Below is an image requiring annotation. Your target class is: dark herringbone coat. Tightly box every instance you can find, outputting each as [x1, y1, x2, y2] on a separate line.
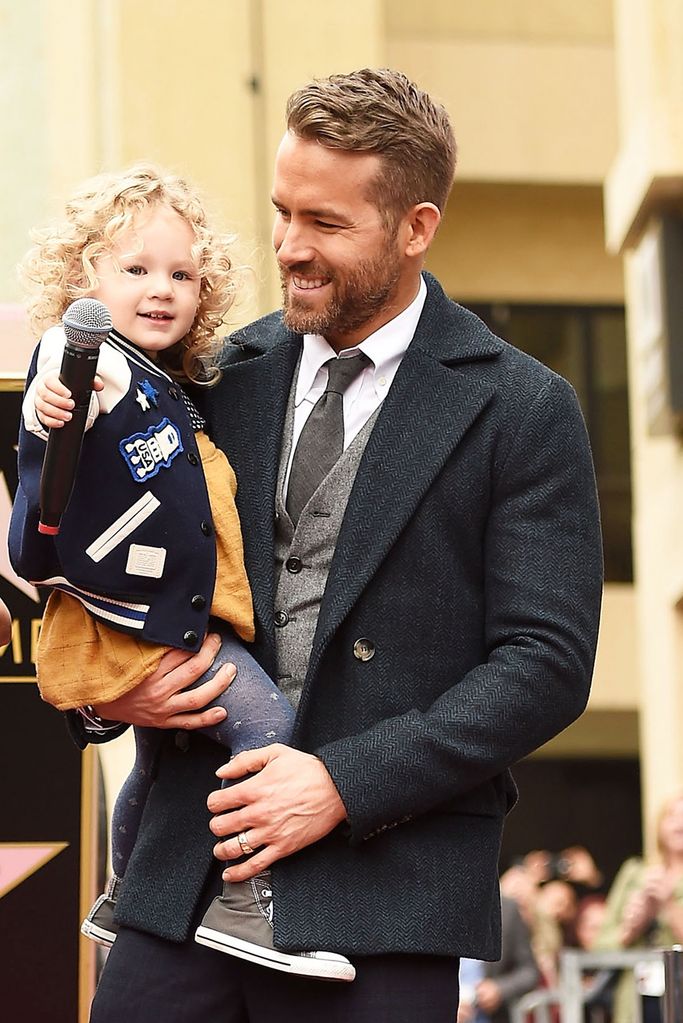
[104, 273, 602, 961]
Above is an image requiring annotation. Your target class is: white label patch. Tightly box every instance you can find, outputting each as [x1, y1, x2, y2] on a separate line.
[125, 543, 167, 579]
[86, 492, 161, 563]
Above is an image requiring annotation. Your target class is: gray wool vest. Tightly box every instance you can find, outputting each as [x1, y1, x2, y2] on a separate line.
[273, 377, 381, 709]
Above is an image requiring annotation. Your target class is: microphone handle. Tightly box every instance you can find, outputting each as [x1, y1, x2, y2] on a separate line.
[38, 345, 101, 534]
[59, 344, 101, 407]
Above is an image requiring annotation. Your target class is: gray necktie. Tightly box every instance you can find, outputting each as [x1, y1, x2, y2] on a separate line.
[286, 352, 370, 525]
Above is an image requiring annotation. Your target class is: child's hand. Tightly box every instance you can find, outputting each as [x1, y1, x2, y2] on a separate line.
[35, 373, 104, 429]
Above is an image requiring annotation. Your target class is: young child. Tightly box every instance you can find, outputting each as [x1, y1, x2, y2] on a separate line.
[9, 163, 355, 983]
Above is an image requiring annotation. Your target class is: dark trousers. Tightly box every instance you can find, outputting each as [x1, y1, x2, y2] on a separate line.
[90, 858, 459, 1023]
[91, 927, 460, 1023]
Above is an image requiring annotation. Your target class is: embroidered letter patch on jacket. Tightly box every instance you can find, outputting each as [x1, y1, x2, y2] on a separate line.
[120, 418, 184, 482]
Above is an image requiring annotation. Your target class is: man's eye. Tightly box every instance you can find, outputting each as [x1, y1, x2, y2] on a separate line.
[316, 220, 341, 230]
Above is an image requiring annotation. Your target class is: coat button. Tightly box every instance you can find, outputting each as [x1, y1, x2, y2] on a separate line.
[168, 386, 180, 400]
[200, 520, 213, 536]
[353, 638, 375, 661]
[183, 630, 199, 646]
[274, 611, 289, 627]
[191, 594, 206, 611]
[187, 451, 199, 466]
[286, 556, 302, 574]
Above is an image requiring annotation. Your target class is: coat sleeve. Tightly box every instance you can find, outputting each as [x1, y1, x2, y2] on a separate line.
[316, 374, 603, 842]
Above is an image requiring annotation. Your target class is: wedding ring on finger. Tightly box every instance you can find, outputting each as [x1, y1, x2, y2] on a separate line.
[237, 831, 255, 856]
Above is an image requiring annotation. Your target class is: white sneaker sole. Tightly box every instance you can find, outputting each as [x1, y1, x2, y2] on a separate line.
[194, 925, 355, 982]
[80, 918, 116, 947]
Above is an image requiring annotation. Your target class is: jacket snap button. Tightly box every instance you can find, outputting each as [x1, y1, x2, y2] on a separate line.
[191, 594, 206, 611]
[183, 630, 199, 646]
[274, 611, 289, 627]
[168, 386, 180, 400]
[353, 638, 375, 661]
[200, 520, 213, 536]
[286, 556, 302, 573]
[187, 451, 199, 466]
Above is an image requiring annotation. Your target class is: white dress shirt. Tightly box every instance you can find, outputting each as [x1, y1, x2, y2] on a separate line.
[284, 277, 427, 492]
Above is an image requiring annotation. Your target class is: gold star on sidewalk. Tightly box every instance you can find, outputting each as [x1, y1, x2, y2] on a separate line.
[0, 842, 68, 899]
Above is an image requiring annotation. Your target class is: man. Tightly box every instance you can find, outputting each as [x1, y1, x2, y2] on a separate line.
[83, 68, 603, 1022]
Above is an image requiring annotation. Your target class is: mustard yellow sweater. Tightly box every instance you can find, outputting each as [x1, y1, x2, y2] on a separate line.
[37, 431, 255, 709]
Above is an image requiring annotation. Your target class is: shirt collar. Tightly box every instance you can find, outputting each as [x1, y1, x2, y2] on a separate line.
[295, 276, 427, 405]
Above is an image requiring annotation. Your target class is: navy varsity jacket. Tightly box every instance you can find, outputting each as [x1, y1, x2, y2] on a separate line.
[9, 327, 216, 653]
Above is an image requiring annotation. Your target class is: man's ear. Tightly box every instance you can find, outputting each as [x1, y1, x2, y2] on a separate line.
[402, 202, 441, 258]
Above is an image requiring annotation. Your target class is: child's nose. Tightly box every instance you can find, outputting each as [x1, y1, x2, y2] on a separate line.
[147, 273, 174, 299]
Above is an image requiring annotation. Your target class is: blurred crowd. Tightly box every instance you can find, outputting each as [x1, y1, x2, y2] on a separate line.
[457, 791, 683, 1023]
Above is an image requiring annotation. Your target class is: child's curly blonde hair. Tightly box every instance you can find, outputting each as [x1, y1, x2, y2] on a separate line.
[19, 162, 238, 385]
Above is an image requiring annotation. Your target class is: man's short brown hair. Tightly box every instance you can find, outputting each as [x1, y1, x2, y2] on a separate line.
[285, 68, 457, 228]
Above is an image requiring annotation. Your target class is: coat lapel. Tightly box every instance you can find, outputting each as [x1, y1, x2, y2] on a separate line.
[209, 277, 504, 683]
[210, 326, 301, 662]
[307, 276, 503, 676]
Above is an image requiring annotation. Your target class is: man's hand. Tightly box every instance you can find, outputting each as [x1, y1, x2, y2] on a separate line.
[92, 633, 235, 729]
[207, 744, 347, 881]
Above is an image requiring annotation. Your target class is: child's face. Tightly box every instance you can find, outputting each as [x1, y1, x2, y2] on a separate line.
[90, 205, 201, 353]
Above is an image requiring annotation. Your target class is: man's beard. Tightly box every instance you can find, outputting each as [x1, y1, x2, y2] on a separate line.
[279, 249, 401, 341]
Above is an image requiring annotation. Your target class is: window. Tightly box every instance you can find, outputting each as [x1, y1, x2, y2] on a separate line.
[466, 303, 632, 583]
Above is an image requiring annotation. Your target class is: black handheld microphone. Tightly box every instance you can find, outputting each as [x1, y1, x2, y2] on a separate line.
[38, 298, 112, 535]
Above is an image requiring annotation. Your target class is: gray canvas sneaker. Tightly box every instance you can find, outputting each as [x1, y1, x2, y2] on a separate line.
[195, 873, 355, 982]
[80, 875, 121, 947]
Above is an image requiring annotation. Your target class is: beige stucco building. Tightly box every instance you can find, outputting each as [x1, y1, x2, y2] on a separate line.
[1, 0, 680, 879]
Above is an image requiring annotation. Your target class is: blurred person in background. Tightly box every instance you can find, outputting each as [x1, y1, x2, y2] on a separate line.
[523, 847, 604, 899]
[458, 895, 540, 1023]
[575, 895, 616, 1022]
[575, 895, 607, 952]
[595, 791, 683, 1023]
[501, 846, 604, 988]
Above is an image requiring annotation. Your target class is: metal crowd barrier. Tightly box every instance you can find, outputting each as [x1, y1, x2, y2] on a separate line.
[509, 945, 683, 1023]
[510, 987, 559, 1023]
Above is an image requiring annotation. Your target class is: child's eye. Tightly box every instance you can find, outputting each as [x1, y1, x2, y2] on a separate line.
[172, 270, 192, 281]
[126, 265, 145, 276]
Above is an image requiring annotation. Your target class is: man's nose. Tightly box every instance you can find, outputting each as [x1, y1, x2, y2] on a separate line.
[274, 222, 315, 267]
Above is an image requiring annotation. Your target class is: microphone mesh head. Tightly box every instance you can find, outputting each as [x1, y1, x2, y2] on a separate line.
[62, 298, 113, 349]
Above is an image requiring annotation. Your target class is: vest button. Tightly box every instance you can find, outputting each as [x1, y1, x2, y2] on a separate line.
[187, 451, 199, 466]
[353, 638, 375, 662]
[274, 611, 289, 627]
[168, 386, 180, 400]
[286, 556, 303, 574]
[183, 630, 199, 646]
[200, 520, 213, 536]
[191, 594, 206, 611]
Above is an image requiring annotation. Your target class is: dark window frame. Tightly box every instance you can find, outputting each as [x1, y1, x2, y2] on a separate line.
[465, 301, 632, 583]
